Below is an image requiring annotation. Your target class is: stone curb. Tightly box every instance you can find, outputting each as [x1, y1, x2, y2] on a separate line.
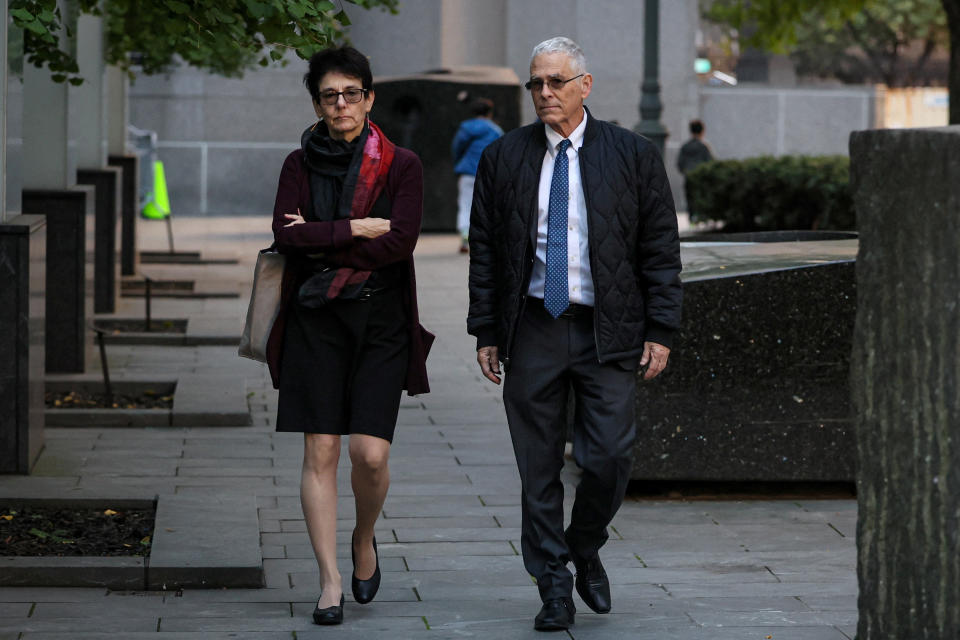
[44, 375, 251, 428]
[45, 408, 171, 427]
[102, 333, 239, 346]
[0, 556, 146, 589]
[0, 494, 263, 590]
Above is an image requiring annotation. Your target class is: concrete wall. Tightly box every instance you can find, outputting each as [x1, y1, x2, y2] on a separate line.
[699, 86, 879, 159]
[129, 63, 316, 216]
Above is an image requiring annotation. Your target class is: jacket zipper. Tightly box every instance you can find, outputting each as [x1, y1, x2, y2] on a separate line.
[578, 152, 604, 364]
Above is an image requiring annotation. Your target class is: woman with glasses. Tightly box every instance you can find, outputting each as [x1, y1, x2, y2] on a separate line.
[266, 46, 433, 626]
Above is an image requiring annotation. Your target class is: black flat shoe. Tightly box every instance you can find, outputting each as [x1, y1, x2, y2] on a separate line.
[312, 593, 344, 625]
[573, 553, 611, 614]
[534, 597, 575, 631]
[351, 532, 381, 604]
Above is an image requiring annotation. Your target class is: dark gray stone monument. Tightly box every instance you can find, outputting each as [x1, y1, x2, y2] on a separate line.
[631, 233, 858, 482]
[22, 187, 94, 373]
[372, 67, 521, 231]
[108, 154, 139, 276]
[0, 215, 46, 474]
[77, 167, 121, 314]
[850, 126, 960, 638]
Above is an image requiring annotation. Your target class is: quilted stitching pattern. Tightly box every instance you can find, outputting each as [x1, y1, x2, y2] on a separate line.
[467, 115, 682, 361]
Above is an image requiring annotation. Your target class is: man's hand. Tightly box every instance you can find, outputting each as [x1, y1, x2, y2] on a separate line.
[350, 218, 391, 239]
[640, 341, 671, 381]
[477, 346, 501, 385]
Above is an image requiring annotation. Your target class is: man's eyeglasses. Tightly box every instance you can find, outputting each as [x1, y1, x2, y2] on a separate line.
[318, 88, 369, 105]
[524, 74, 584, 93]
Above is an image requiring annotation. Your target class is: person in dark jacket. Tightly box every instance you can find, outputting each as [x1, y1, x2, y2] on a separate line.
[269, 46, 433, 627]
[467, 36, 682, 632]
[676, 119, 714, 219]
[451, 97, 503, 253]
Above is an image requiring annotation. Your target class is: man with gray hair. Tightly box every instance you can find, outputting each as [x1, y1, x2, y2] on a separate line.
[467, 37, 682, 631]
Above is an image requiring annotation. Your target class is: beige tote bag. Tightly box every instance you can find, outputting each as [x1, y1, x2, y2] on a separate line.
[238, 249, 285, 362]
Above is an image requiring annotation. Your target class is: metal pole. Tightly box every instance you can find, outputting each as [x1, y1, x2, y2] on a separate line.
[164, 214, 175, 253]
[634, 0, 668, 156]
[144, 276, 152, 331]
[94, 328, 113, 405]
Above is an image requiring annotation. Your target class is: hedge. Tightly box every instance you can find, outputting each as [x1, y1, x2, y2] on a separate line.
[685, 155, 854, 231]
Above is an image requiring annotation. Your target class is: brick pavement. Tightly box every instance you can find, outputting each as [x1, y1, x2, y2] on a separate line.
[0, 217, 858, 639]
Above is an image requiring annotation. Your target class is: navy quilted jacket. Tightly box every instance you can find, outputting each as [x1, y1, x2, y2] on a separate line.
[467, 109, 682, 366]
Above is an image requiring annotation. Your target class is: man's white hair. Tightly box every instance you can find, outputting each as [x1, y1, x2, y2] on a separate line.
[530, 37, 587, 75]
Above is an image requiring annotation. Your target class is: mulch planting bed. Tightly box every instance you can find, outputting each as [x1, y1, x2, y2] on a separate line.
[45, 389, 174, 410]
[0, 506, 155, 556]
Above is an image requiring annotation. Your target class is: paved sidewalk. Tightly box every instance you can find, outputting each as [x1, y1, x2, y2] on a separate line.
[0, 217, 858, 639]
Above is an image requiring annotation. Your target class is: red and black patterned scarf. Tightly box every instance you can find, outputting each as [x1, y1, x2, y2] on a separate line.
[300, 120, 395, 302]
[327, 120, 394, 298]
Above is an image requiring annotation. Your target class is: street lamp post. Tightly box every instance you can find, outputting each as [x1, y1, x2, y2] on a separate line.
[634, 0, 668, 156]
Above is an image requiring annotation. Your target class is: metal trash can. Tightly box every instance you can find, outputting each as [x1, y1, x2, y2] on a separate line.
[372, 66, 522, 231]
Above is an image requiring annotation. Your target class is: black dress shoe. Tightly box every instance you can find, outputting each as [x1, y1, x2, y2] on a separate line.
[351, 532, 381, 604]
[573, 554, 611, 614]
[534, 597, 575, 631]
[312, 593, 344, 625]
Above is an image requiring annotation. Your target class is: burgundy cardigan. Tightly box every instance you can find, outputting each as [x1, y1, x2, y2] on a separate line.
[266, 146, 434, 395]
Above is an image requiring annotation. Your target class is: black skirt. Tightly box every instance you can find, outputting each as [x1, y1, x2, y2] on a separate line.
[275, 284, 408, 442]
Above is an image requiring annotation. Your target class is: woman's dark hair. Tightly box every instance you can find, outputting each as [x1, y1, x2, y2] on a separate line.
[689, 119, 705, 135]
[470, 97, 494, 117]
[303, 46, 373, 103]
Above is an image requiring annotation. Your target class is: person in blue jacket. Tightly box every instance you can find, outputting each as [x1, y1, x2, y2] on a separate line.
[452, 98, 503, 253]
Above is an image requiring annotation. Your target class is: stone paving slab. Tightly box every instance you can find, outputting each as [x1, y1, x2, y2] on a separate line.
[149, 493, 263, 589]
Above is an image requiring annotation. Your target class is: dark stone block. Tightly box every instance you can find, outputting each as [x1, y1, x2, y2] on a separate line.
[108, 154, 140, 276]
[77, 167, 122, 314]
[372, 68, 522, 231]
[0, 557, 145, 589]
[850, 126, 960, 637]
[0, 215, 46, 474]
[632, 260, 856, 482]
[22, 187, 94, 373]
[149, 493, 263, 589]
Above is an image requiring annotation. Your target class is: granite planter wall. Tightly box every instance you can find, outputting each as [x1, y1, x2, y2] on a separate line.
[107, 155, 139, 276]
[22, 187, 94, 374]
[77, 167, 121, 314]
[850, 126, 960, 638]
[0, 215, 46, 474]
[631, 238, 857, 482]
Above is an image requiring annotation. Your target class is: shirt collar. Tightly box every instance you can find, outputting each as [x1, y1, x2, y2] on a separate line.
[544, 108, 588, 156]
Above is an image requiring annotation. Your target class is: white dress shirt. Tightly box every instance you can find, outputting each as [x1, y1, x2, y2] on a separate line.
[527, 109, 594, 306]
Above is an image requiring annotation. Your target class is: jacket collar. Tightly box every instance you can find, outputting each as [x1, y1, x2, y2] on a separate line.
[532, 105, 599, 148]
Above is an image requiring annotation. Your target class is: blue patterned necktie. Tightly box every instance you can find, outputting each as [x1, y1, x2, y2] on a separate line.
[544, 138, 572, 319]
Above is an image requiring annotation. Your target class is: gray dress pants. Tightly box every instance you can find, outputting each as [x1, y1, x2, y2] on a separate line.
[503, 297, 638, 602]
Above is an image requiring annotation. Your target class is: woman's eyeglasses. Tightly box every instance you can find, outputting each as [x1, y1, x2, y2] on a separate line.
[318, 88, 369, 105]
[524, 74, 584, 93]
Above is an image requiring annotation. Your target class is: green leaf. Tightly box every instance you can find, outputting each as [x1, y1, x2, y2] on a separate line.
[289, 2, 307, 19]
[166, 1, 190, 14]
[334, 9, 351, 25]
[68, 77, 84, 86]
[24, 20, 50, 36]
[10, 8, 34, 22]
[29, 528, 49, 539]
